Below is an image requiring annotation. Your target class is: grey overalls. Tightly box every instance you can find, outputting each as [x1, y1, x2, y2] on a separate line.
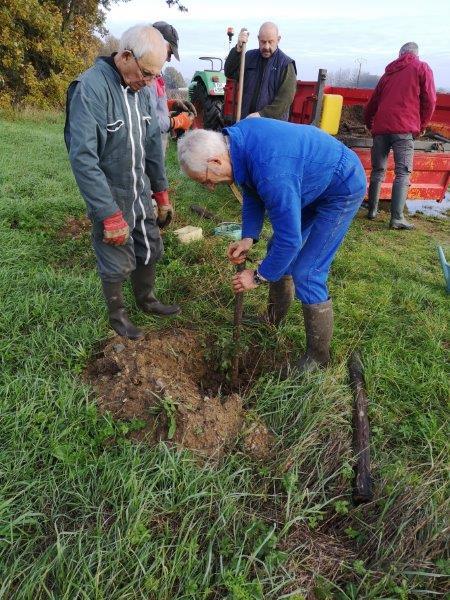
[65, 59, 167, 282]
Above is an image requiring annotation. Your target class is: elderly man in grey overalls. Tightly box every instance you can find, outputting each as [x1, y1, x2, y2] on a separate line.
[65, 24, 180, 340]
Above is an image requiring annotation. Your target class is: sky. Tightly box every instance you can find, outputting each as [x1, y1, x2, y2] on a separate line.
[105, 0, 450, 89]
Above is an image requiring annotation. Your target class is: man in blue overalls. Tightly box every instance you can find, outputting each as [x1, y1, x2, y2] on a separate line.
[177, 119, 366, 372]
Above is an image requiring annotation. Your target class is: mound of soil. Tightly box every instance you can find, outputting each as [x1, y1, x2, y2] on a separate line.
[338, 105, 367, 137]
[337, 105, 442, 142]
[58, 215, 91, 239]
[86, 329, 274, 459]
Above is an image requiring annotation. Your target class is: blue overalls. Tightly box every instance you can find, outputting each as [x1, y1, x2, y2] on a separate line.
[224, 119, 367, 304]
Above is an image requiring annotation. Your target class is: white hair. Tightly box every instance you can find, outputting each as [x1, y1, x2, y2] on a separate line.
[118, 24, 164, 59]
[177, 129, 228, 174]
[399, 42, 418, 57]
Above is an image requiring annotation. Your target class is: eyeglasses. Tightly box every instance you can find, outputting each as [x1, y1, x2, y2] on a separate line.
[201, 163, 215, 190]
[129, 50, 160, 81]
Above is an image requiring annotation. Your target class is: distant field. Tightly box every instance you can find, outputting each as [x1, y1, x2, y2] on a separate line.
[0, 111, 448, 599]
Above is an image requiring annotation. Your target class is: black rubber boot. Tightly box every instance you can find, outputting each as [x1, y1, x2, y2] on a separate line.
[267, 275, 295, 326]
[367, 181, 382, 220]
[101, 281, 144, 340]
[131, 263, 181, 316]
[295, 299, 333, 374]
[389, 182, 414, 229]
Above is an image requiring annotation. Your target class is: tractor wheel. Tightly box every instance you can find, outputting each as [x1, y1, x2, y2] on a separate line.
[191, 83, 224, 131]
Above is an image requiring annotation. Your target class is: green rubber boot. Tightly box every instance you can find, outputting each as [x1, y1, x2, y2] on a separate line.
[389, 182, 414, 229]
[131, 263, 181, 316]
[267, 275, 295, 326]
[367, 181, 382, 220]
[295, 299, 333, 374]
[102, 281, 144, 340]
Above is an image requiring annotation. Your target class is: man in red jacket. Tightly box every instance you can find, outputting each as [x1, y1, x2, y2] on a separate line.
[364, 42, 436, 229]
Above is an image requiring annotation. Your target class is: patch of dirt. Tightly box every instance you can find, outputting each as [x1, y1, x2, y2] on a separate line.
[58, 215, 91, 239]
[241, 421, 275, 461]
[86, 329, 274, 459]
[280, 523, 356, 598]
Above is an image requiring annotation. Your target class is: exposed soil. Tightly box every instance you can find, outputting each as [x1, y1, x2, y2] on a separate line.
[58, 215, 91, 239]
[337, 105, 442, 142]
[337, 105, 367, 137]
[280, 523, 356, 598]
[86, 329, 274, 459]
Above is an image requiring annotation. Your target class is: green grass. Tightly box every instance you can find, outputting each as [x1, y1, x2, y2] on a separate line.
[0, 111, 449, 599]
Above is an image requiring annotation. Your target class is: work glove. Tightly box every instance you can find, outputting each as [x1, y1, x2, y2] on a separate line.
[152, 190, 173, 228]
[103, 210, 129, 246]
[236, 28, 249, 52]
[167, 98, 197, 117]
[170, 111, 194, 132]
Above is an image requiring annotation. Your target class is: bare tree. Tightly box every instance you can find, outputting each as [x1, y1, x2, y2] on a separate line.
[164, 66, 185, 89]
[166, 0, 188, 11]
[328, 67, 379, 89]
[98, 33, 119, 56]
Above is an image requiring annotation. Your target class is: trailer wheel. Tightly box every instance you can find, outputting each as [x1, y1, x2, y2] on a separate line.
[191, 83, 224, 131]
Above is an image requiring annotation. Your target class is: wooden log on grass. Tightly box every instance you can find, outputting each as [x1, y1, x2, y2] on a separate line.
[348, 351, 374, 504]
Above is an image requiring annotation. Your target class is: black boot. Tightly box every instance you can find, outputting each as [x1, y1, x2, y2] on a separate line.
[101, 281, 144, 340]
[131, 263, 181, 316]
[267, 276, 295, 326]
[295, 299, 333, 374]
[367, 180, 382, 220]
[390, 182, 414, 229]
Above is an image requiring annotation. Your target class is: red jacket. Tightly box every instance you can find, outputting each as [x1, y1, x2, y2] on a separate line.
[364, 53, 436, 136]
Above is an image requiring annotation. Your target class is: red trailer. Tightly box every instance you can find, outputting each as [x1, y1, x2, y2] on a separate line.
[222, 73, 450, 202]
[289, 79, 450, 202]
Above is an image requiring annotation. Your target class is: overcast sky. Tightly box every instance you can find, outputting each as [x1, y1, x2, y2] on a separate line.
[105, 0, 450, 89]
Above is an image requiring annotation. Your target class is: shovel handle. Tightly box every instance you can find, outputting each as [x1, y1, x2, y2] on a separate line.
[230, 32, 247, 388]
[236, 39, 247, 122]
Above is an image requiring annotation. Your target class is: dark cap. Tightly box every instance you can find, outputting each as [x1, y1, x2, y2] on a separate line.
[153, 21, 180, 61]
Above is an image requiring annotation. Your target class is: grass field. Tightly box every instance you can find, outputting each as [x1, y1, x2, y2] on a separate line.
[0, 111, 449, 599]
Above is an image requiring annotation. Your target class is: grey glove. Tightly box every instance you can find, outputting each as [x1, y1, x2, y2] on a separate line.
[170, 99, 197, 117]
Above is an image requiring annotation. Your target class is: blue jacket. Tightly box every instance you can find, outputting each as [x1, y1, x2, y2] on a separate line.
[224, 118, 365, 281]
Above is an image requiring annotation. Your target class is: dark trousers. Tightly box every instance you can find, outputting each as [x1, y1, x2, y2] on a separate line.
[370, 133, 414, 188]
[91, 194, 163, 283]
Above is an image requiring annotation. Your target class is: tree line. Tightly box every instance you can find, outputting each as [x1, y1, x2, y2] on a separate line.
[0, 0, 390, 111]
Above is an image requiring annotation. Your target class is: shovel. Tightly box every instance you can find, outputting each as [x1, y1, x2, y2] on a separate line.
[230, 32, 247, 388]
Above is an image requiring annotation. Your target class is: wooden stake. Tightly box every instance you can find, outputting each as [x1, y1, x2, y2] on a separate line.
[348, 351, 374, 504]
[231, 262, 245, 388]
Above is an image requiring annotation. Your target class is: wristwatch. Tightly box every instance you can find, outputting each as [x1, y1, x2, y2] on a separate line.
[253, 269, 267, 286]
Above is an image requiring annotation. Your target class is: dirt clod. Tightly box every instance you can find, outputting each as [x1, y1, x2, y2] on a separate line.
[242, 421, 275, 461]
[86, 329, 272, 458]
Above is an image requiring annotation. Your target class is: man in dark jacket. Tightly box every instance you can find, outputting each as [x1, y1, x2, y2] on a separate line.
[364, 42, 436, 229]
[177, 120, 366, 373]
[225, 22, 298, 325]
[65, 24, 180, 340]
[224, 22, 297, 121]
